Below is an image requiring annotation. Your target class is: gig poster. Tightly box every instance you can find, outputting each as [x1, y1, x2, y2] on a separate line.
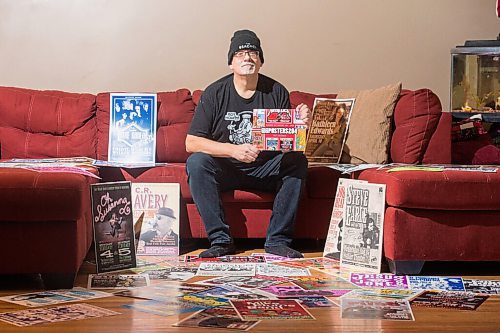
[108, 93, 157, 165]
[91, 181, 136, 273]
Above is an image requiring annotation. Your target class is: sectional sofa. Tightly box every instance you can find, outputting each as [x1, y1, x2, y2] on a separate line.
[2, 84, 498, 288]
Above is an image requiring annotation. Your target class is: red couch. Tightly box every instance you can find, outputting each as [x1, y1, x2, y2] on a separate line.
[0, 87, 98, 288]
[3, 84, 486, 287]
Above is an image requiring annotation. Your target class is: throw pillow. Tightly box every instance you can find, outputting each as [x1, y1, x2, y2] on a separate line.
[337, 82, 402, 164]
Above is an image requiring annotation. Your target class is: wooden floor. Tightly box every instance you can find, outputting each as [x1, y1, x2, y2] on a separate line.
[1, 241, 500, 333]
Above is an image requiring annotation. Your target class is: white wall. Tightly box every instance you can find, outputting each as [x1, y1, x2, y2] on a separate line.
[0, 0, 498, 108]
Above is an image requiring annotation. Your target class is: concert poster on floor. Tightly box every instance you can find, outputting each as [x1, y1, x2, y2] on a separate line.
[230, 299, 315, 320]
[91, 181, 136, 273]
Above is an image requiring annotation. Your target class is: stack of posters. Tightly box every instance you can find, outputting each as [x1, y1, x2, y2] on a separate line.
[323, 179, 366, 260]
[304, 98, 355, 164]
[0, 157, 99, 178]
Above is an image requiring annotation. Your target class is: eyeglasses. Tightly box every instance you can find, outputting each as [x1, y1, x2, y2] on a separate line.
[234, 50, 260, 59]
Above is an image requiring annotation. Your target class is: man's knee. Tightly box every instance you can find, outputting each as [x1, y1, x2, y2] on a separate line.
[283, 152, 308, 178]
[186, 152, 216, 176]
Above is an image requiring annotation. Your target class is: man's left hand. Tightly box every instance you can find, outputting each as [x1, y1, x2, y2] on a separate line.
[296, 103, 312, 128]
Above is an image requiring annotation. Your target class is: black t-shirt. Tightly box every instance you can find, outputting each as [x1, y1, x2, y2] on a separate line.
[189, 73, 291, 145]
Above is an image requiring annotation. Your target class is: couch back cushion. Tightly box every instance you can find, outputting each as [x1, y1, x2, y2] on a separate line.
[390, 89, 443, 164]
[0, 86, 97, 159]
[289, 91, 337, 110]
[96, 89, 195, 163]
[290, 87, 449, 165]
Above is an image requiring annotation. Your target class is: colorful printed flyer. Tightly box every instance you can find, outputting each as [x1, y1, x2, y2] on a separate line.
[252, 109, 307, 151]
[407, 276, 465, 291]
[87, 274, 150, 289]
[341, 298, 414, 321]
[174, 306, 260, 331]
[410, 291, 489, 310]
[349, 273, 409, 289]
[463, 279, 500, 295]
[230, 299, 315, 320]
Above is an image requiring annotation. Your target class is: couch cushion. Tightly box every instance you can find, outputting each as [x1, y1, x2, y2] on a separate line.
[192, 89, 203, 106]
[384, 207, 500, 261]
[305, 166, 344, 199]
[97, 163, 276, 204]
[357, 168, 500, 210]
[156, 90, 195, 163]
[0, 122, 96, 159]
[0, 168, 97, 220]
[336, 82, 402, 164]
[0, 86, 97, 159]
[289, 91, 337, 110]
[390, 89, 443, 164]
[96, 89, 195, 163]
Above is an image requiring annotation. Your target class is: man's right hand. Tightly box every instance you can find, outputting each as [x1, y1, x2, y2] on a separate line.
[231, 143, 260, 163]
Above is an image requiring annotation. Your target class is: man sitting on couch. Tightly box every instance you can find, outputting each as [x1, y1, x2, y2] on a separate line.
[186, 29, 311, 258]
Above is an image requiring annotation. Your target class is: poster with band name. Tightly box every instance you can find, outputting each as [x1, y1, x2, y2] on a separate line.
[108, 93, 157, 165]
[91, 181, 136, 273]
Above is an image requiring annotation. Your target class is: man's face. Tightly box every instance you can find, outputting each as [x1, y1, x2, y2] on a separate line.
[229, 49, 262, 76]
[155, 214, 174, 234]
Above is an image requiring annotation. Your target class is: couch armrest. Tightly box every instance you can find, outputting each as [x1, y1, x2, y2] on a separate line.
[390, 89, 451, 164]
[422, 111, 451, 164]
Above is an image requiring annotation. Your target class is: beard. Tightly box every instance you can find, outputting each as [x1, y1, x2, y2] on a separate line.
[238, 62, 256, 75]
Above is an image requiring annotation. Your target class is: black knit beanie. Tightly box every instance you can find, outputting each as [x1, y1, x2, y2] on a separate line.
[227, 29, 264, 65]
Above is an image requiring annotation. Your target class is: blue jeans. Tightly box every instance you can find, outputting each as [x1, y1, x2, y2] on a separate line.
[186, 151, 308, 248]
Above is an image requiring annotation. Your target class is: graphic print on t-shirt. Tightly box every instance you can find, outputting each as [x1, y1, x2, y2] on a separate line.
[225, 110, 253, 145]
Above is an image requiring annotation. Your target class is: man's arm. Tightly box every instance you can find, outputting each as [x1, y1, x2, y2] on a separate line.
[185, 134, 259, 163]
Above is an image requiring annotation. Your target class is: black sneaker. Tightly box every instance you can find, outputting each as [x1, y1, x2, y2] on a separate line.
[264, 245, 303, 258]
[199, 243, 236, 258]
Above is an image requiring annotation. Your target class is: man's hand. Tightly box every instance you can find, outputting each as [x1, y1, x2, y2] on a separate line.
[296, 103, 312, 128]
[232, 143, 260, 163]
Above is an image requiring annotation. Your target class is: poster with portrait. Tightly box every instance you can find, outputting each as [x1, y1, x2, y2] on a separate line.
[340, 180, 386, 273]
[91, 181, 136, 273]
[132, 183, 180, 257]
[108, 93, 157, 165]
